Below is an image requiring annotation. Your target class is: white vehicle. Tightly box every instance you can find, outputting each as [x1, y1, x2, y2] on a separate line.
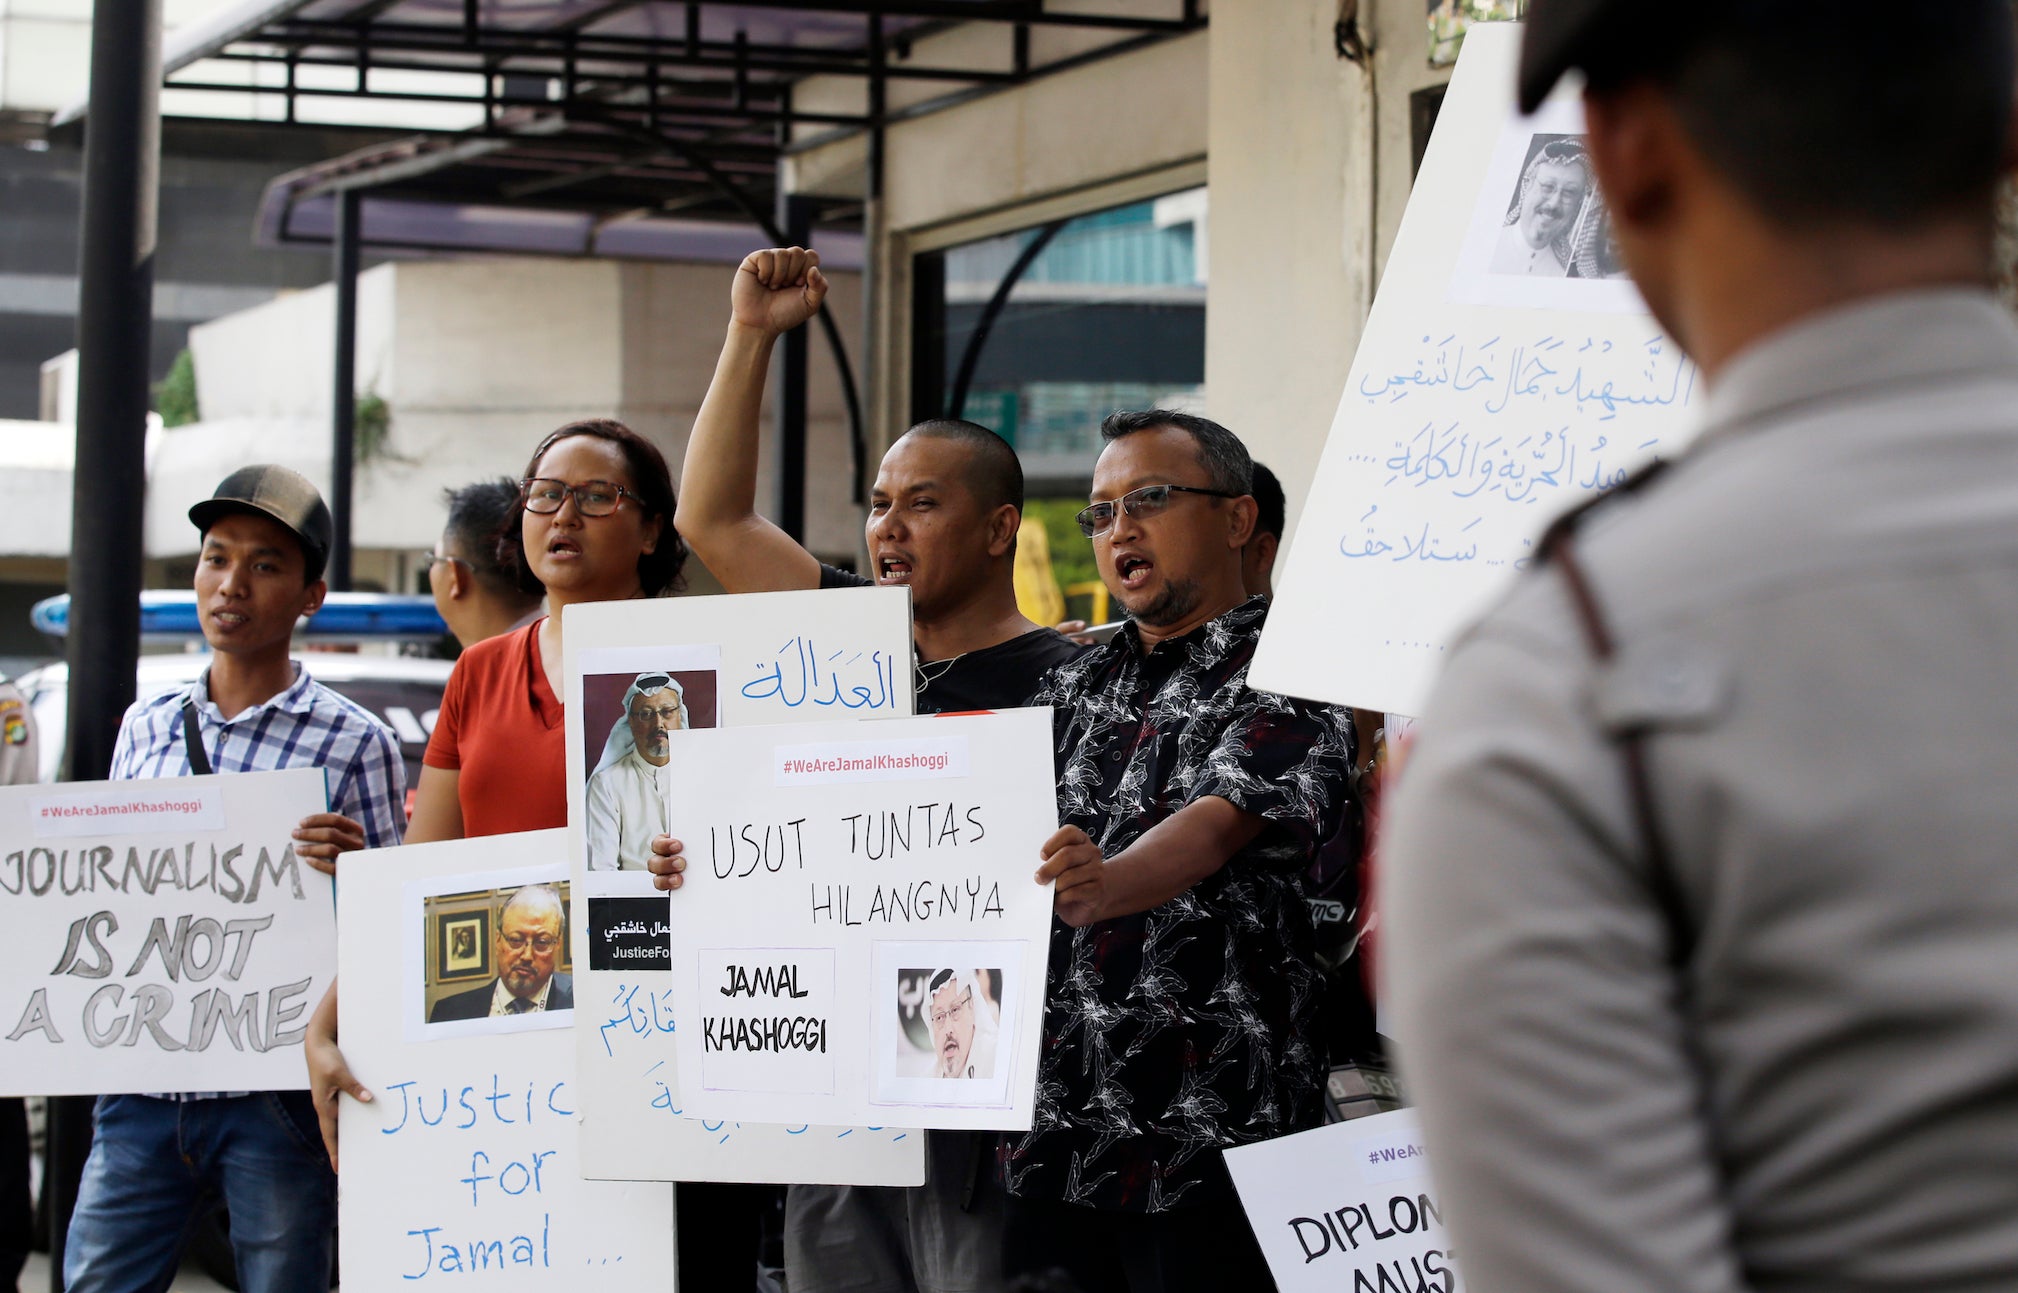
[13, 652, 453, 802]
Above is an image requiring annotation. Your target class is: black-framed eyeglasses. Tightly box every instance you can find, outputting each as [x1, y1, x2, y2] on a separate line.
[1074, 484, 1243, 538]
[520, 478, 645, 518]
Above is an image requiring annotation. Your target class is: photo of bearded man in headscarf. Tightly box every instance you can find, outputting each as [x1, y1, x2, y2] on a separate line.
[923, 968, 1000, 1080]
[1492, 135, 1609, 277]
[585, 672, 688, 870]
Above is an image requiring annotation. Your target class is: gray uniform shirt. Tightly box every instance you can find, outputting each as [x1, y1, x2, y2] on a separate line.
[1384, 289, 2018, 1293]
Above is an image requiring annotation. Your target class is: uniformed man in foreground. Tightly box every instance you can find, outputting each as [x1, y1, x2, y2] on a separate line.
[1384, 3, 2018, 1291]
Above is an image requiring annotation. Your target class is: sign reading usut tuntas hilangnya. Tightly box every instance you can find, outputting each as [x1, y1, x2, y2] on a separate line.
[0, 767, 333, 1095]
[1226, 1108, 1463, 1293]
[658, 709, 1056, 1131]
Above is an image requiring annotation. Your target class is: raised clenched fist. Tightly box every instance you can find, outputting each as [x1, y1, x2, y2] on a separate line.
[732, 246, 828, 336]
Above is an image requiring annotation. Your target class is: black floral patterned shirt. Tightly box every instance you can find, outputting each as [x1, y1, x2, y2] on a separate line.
[1002, 597, 1358, 1213]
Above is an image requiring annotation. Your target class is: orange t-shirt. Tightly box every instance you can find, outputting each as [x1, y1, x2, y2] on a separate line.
[423, 619, 567, 837]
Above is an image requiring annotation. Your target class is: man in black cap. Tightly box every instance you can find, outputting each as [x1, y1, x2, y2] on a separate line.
[63, 465, 405, 1293]
[1383, 5, 2018, 1291]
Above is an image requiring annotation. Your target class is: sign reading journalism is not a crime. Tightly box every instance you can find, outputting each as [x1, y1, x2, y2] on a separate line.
[0, 767, 333, 1095]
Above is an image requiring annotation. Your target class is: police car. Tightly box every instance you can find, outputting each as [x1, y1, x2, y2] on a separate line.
[16, 591, 454, 800]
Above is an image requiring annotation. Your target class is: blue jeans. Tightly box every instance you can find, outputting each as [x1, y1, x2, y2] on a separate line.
[64, 1093, 335, 1293]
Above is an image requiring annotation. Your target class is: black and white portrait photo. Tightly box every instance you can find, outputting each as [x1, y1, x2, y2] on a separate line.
[1490, 134, 1628, 280]
[1448, 101, 1647, 314]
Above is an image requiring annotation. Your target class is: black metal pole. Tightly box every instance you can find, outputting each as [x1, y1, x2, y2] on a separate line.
[330, 188, 361, 591]
[949, 219, 1065, 420]
[774, 192, 814, 542]
[859, 12, 887, 507]
[56, 2, 163, 1284]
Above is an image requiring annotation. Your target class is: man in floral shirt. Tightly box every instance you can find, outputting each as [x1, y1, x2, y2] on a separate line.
[1005, 410, 1358, 1291]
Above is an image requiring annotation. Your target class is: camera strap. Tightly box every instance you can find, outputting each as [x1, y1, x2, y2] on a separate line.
[182, 699, 214, 776]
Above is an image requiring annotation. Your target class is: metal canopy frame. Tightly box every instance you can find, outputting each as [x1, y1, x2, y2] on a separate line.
[159, 2, 1205, 150]
[131, 0, 1209, 553]
[155, 2, 1206, 244]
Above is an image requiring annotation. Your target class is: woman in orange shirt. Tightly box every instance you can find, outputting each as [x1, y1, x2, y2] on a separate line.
[303, 419, 768, 1288]
[302, 416, 678, 1139]
[409, 418, 683, 841]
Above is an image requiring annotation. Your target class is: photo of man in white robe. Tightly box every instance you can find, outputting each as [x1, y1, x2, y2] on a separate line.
[585, 672, 686, 870]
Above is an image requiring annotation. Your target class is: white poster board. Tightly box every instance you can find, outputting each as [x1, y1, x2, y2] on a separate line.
[1226, 1109, 1462, 1293]
[563, 588, 924, 1183]
[1249, 22, 1706, 716]
[658, 710, 1055, 1130]
[0, 768, 332, 1095]
[338, 830, 676, 1290]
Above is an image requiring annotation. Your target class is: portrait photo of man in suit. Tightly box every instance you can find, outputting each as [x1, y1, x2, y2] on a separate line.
[429, 883, 574, 1023]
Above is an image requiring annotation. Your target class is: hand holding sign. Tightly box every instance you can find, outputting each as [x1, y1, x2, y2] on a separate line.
[292, 811, 368, 876]
[305, 980, 369, 1169]
[645, 833, 685, 891]
[1035, 825, 1107, 928]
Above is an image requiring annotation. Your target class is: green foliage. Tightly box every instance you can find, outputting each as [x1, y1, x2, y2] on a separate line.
[153, 348, 199, 427]
[1024, 495, 1104, 619]
[357, 390, 392, 462]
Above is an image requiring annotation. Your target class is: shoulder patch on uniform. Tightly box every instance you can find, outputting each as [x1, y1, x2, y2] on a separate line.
[1589, 638, 1731, 733]
[4, 714, 27, 745]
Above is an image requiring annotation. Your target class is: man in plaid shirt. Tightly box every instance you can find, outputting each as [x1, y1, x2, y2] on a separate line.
[64, 465, 404, 1293]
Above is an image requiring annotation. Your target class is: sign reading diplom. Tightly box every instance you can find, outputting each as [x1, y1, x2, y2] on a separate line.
[339, 831, 675, 1290]
[0, 767, 333, 1095]
[659, 709, 1056, 1130]
[1226, 1109, 1462, 1293]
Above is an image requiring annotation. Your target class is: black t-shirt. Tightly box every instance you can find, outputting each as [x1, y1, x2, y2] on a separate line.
[819, 563, 1087, 713]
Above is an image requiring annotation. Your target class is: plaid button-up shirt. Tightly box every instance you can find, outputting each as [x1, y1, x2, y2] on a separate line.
[111, 663, 406, 1099]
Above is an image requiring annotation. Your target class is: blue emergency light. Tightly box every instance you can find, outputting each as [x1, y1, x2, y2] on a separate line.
[31, 591, 448, 642]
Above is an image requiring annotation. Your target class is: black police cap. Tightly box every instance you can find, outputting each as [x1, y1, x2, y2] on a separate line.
[1520, 0, 2012, 114]
[1518, 0, 1646, 113]
[188, 465, 334, 581]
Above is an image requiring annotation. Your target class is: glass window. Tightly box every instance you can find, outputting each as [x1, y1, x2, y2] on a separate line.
[912, 188, 1207, 625]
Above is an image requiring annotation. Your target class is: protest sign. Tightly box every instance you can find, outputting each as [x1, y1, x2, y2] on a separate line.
[658, 709, 1055, 1130]
[338, 831, 676, 1290]
[0, 767, 331, 1095]
[1226, 1108, 1462, 1293]
[1249, 22, 1706, 716]
[564, 587, 925, 1183]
